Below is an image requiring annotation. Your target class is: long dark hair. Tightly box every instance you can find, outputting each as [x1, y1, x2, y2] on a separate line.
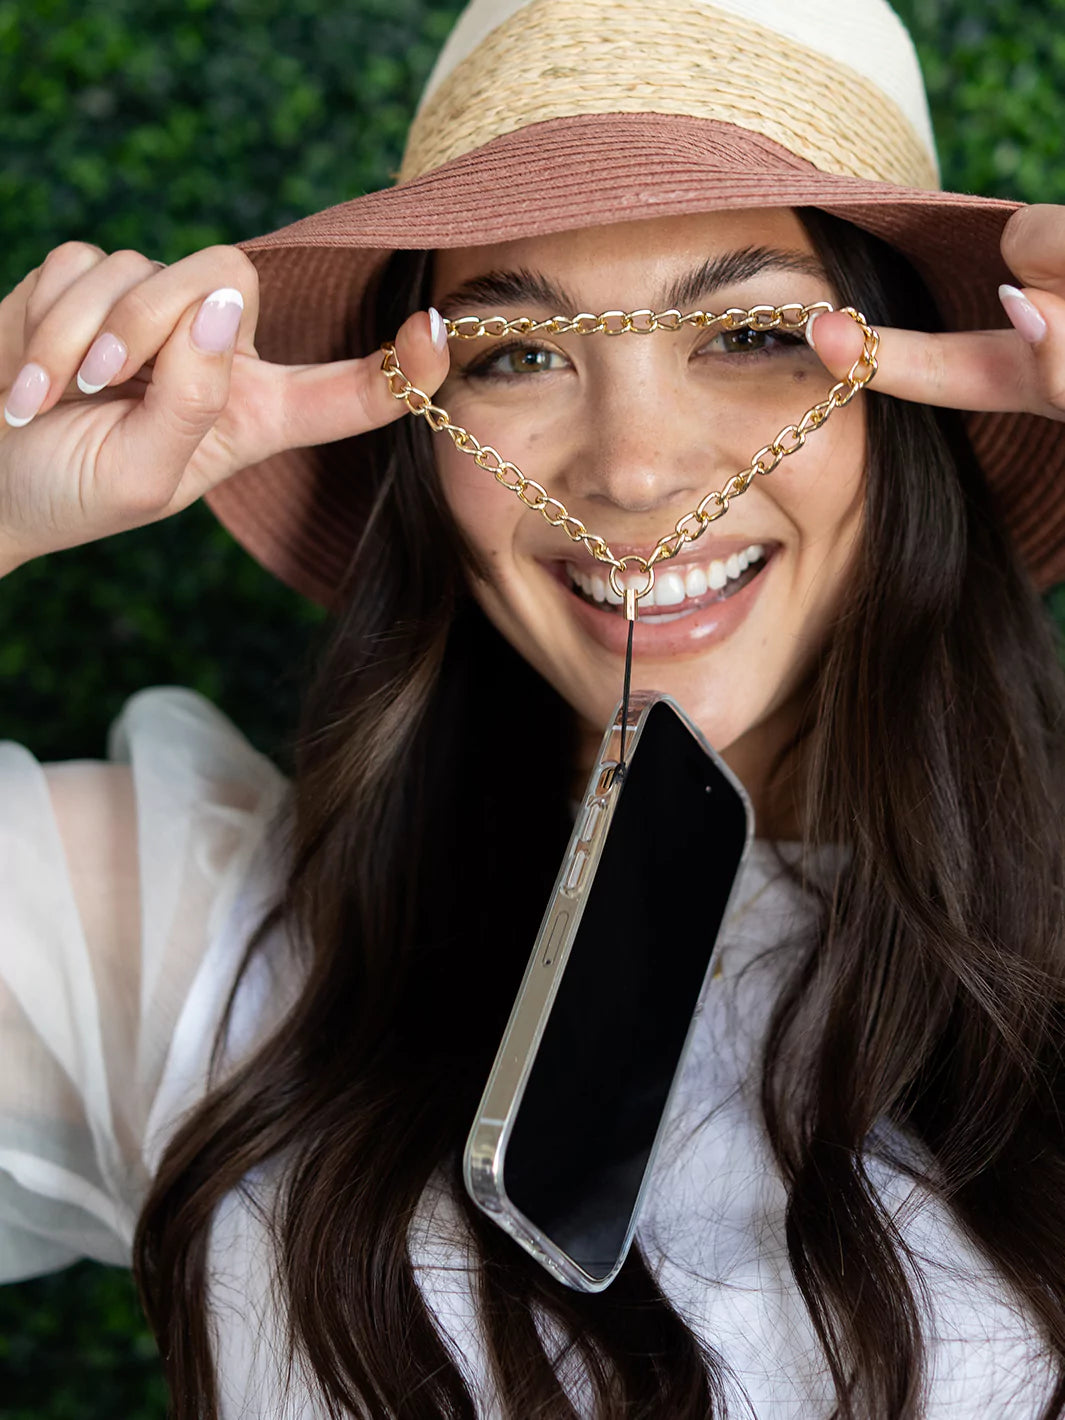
[134, 210, 1065, 1418]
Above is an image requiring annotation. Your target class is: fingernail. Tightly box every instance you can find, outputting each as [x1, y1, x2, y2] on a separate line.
[191, 287, 244, 354]
[429, 306, 447, 353]
[76, 332, 128, 394]
[998, 284, 1047, 344]
[804, 310, 822, 350]
[3, 362, 50, 428]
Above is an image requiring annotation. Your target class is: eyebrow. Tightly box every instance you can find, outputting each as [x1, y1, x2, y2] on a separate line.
[437, 245, 827, 316]
[667, 246, 826, 307]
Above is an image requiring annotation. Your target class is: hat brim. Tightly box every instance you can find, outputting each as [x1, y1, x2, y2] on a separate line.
[209, 112, 1061, 605]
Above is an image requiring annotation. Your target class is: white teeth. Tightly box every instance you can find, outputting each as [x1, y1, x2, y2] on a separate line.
[625, 574, 656, 607]
[655, 570, 686, 606]
[685, 566, 708, 598]
[564, 542, 767, 611]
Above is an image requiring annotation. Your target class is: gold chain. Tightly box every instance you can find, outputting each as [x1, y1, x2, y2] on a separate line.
[380, 303, 879, 603]
[445, 301, 827, 340]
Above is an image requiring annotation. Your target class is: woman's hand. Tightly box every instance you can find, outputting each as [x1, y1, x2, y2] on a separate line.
[806, 203, 1065, 419]
[0, 242, 449, 574]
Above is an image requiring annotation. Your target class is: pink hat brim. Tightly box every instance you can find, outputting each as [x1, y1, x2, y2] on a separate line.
[208, 114, 1059, 605]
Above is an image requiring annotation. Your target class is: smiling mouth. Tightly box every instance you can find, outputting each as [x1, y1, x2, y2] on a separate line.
[563, 543, 769, 621]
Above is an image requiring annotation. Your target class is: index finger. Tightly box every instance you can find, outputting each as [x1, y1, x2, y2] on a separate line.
[807, 309, 1041, 415]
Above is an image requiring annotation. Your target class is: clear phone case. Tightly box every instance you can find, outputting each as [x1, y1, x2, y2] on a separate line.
[463, 691, 753, 1291]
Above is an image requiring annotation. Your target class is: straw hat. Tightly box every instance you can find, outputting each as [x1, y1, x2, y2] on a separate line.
[209, 0, 1063, 606]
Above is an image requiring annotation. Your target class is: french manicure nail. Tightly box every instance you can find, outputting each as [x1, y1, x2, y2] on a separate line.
[999, 284, 1047, 344]
[191, 287, 244, 354]
[76, 332, 128, 394]
[804, 310, 822, 350]
[429, 306, 447, 353]
[3, 362, 50, 428]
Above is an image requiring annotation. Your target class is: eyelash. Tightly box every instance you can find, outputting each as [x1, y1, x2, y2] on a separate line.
[462, 339, 568, 381]
[708, 327, 807, 357]
[461, 328, 808, 381]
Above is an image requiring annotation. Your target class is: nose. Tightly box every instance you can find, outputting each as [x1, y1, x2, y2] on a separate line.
[560, 357, 710, 516]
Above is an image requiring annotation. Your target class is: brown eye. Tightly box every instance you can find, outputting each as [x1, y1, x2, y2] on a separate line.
[466, 343, 571, 379]
[716, 327, 770, 354]
[701, 327, 805, 358]
[501, 346, 567, 375]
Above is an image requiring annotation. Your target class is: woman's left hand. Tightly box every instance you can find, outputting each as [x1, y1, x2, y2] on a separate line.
[807, 203, 1065, 420]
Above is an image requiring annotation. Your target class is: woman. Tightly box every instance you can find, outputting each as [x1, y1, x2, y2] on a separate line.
[3, 0, 1065, 1415]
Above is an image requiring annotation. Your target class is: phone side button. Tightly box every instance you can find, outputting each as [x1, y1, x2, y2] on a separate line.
[563, 848, 588, 895]
[542, 911, 569, 966]
[577, 798, 605, 844]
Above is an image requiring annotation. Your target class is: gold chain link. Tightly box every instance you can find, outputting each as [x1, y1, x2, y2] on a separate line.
[380, 303, 879, 602]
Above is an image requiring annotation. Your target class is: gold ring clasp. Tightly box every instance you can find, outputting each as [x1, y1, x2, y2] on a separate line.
[608, 559, 655, 603]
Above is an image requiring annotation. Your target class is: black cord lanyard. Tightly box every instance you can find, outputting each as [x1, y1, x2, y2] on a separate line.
[618, 588, 637, 775]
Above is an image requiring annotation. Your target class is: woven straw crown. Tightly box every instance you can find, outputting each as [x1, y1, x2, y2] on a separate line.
[403, 0, 940, 189]
[211, 0, 1065, 604]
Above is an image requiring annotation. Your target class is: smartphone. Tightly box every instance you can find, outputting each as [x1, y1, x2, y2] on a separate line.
[463, 691, 753, 1292]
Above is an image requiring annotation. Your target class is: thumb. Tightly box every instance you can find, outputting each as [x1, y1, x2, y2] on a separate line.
[803, 309, 873, 381]
[804, 307, 1036, 414]
[255, 308, 450, 458]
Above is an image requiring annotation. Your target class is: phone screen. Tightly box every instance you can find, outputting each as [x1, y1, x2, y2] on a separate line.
[501, 700, 750, 1281]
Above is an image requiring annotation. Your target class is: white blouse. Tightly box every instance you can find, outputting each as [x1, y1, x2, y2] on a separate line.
[0, 688, 1054, 1416]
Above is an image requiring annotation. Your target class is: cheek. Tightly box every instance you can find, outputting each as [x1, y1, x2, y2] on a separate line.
[772, 406, 865, 559]
[436, 442, 575, 697]
[437, 444, 525, 577]
[748, 419, 866, 708]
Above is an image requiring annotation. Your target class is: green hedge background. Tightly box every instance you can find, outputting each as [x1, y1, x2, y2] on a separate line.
[1, 1, 1064, 1414]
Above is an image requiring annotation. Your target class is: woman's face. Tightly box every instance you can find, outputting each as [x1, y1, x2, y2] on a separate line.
[430, 209, 865, 823]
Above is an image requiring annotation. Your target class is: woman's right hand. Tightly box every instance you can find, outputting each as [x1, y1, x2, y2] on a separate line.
[0, 242, 449, 574]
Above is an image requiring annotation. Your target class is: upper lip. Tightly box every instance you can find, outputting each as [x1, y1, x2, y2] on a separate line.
[543, 536, 777, 571]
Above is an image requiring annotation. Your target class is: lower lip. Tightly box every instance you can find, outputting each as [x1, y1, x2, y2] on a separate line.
[549, 553, 776, 658]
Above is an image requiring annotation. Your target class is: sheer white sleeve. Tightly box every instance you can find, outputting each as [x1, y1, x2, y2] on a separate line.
[0, 687, 289, 1283]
